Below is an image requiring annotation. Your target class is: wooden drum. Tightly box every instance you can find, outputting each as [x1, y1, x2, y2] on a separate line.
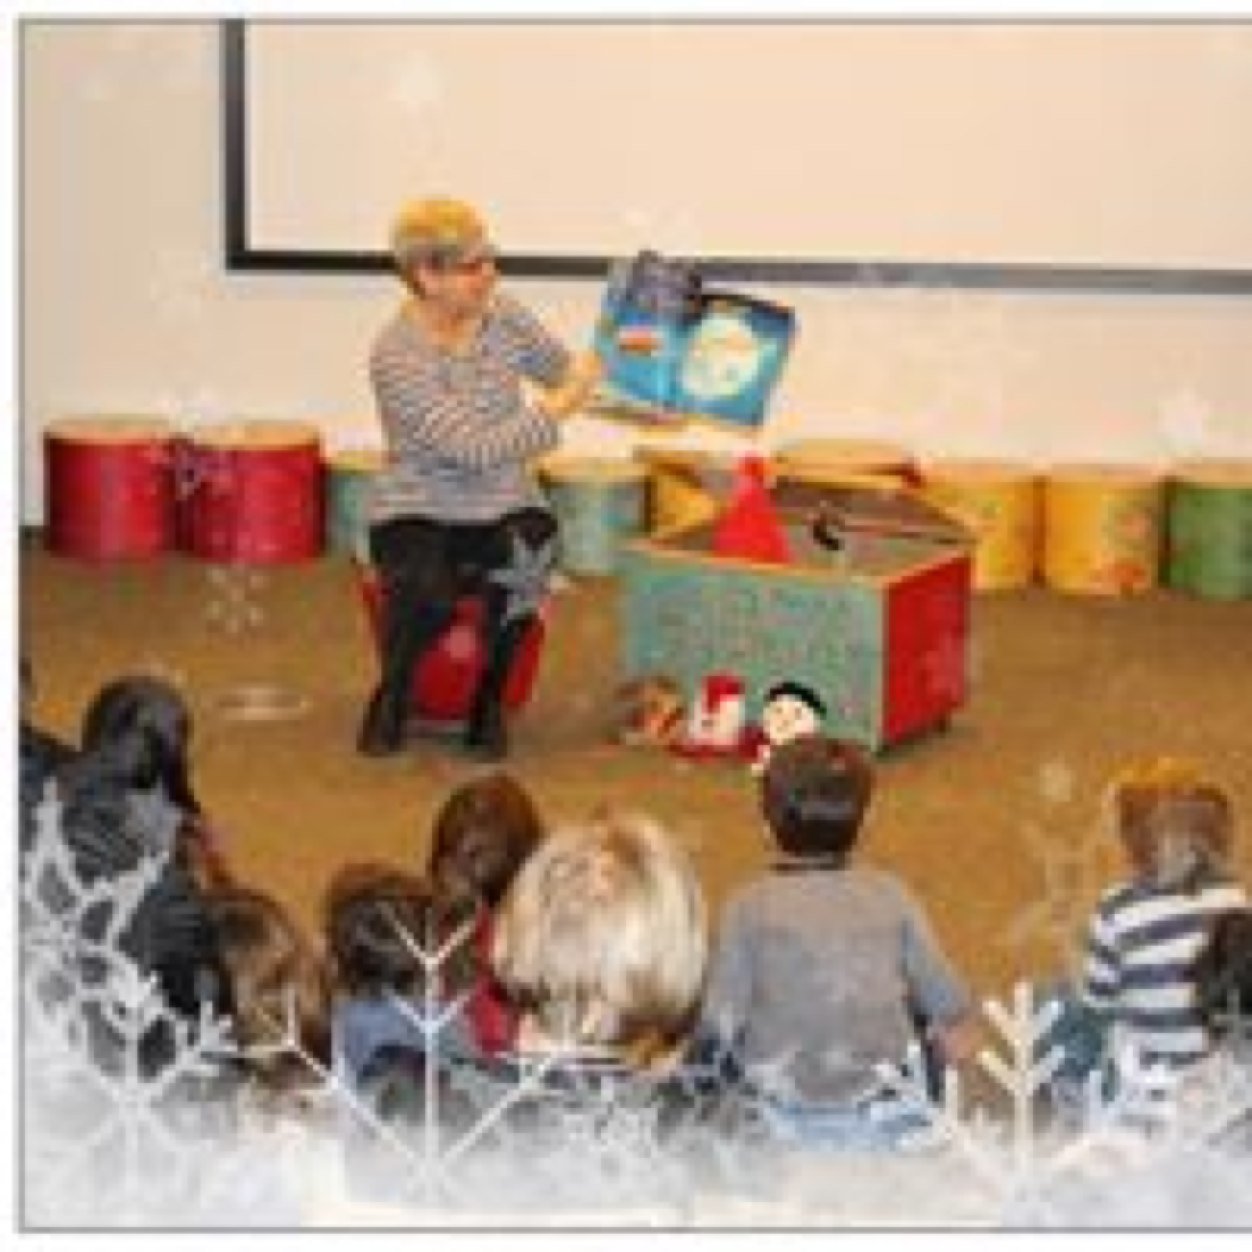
[44, 417, 175, 560]
[179, 420, 323, 564]
[772, 437, 918, 487]
[920, 458, 1040, 591]
[1166, 459, 1252, 600]
[1043, 463, 1164, 595]
[324, 448, 384, 563]
[539, 456, 647, 576]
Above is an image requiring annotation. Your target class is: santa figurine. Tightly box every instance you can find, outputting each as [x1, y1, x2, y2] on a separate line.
[751, 680, 827, 774]
[676, 672, 748, 758]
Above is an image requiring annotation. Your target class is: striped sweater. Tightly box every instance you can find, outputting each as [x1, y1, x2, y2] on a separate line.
[368, 293, 570, 525]
[1082, 875, 1247, 1068]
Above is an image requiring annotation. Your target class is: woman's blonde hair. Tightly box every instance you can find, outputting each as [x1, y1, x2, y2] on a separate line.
[1104, 757, 1235, 891]
[389, 195, 488, 278]
[491, 812, 706, 1063]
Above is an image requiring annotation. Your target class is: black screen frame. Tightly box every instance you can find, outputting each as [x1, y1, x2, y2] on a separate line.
[221, 19, 1252, 295]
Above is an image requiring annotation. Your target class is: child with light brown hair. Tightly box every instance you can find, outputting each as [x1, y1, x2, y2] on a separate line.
[1078, 757, 1246, 1070]
[207, 886, 330, 1104]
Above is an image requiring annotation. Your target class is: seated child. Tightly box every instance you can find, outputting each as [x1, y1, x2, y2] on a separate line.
[426, 771, 544, 1056]
[50, 674, 232, 1062]
[1072, 758, 1247, 1073]
[491, 810, 707, 1070]
[699, 733, 976, 1149]
[206, 886, 330, 1109]
[1194, 906, 1252, 1042]
[322, 863, 435, 1094]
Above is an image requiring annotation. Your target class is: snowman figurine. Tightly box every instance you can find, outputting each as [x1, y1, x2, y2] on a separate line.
[752, 681, 827, 774]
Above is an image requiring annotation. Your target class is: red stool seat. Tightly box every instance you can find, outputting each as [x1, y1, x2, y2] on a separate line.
[356, 567, 545, 724]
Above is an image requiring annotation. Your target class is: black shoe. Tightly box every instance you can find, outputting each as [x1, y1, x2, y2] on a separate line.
[464, 698, 508, 761]
[357, 688, 407, 757]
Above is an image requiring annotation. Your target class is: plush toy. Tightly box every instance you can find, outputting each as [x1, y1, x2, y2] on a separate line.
[674, 672, 749, 759]
[614, 674, 687, 749]
[751, 680, 827, 773]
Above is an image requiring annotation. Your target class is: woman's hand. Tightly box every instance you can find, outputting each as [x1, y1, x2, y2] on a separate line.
[535, 350, 605, 420]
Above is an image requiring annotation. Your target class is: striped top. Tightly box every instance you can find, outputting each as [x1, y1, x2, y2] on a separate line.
[1082, 875, 1248, 1069]
[368, 294, 570, 525]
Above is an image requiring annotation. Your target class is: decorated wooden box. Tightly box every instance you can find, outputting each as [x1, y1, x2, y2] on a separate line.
[620, 478, 973, 751]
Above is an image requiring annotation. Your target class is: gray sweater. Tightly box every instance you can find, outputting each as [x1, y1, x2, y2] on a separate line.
[700, 863, 972, 1106]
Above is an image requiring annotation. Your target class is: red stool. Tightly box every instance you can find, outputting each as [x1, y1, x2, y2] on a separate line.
[355, 566, 546, 725]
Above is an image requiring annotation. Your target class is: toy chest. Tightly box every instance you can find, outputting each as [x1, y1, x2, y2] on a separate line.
[620, 476, 973, 750]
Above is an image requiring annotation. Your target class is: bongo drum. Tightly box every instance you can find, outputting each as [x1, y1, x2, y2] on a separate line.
[773, 437, 918, 487]
[180, 420, 323, 564]
[324, 448, 384, 562]
[1043, 463, 1164, 595]
[44, 417, 175, 560]
[539, 456, 647, 575]
[1166, 459, 1252, 600]
[920, 458, 1040, 591]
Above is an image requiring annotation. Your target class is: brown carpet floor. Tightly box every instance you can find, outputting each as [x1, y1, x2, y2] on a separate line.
[20, 544, 1252, 1002]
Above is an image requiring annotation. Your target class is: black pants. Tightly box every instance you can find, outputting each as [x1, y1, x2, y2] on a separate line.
[368, 507, 557, 723]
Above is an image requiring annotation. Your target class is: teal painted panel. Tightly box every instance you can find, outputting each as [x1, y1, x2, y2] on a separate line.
[621, 546, 884, 747]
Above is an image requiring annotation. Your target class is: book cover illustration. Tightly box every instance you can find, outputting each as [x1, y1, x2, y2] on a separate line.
[591, 251, 796, 433]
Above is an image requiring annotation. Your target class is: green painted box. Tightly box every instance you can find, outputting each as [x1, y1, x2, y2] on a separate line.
[620, 481, 973, 750]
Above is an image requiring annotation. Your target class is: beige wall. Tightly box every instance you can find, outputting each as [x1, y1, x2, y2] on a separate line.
[20, 22, 1252, 524]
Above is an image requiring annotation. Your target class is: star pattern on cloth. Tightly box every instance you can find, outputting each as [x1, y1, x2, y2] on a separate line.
[487, 534, 557, 624]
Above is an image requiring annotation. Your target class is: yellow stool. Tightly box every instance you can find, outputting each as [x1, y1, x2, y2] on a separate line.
[1043, 463, 1164, 595]
[921, 458, 1040, 591]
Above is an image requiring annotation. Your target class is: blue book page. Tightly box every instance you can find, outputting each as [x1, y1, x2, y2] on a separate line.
[592, 253, 795, 432]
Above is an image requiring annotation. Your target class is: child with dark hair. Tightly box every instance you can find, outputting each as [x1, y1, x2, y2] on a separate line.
[76, 674, 233, 889]
[323, 863, 435, 1093]
[207, 886, 331, 1106]
[426, 771, 544, 1055]
[1194, 908, 1252, 1040]
[699, 733, 976, 1149]
[49, 674, 230, 1052]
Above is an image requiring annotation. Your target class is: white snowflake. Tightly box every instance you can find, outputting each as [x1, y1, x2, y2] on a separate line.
[1037, 758, 1078, 806]
[205, 566, 267, 635]
[487, 533, 557, 624]
[1155, 388, 1216, 457]
[386, 51, 445, 116]
[21, 786, 1252, 1228]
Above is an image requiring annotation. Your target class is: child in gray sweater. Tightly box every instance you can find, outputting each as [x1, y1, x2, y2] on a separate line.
[699, 734, 976, 1148]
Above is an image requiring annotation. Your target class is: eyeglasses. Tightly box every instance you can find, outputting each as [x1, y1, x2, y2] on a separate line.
[437, 246, 497, 276]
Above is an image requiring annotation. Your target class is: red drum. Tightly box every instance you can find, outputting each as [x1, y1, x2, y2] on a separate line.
[179, 421, 323, 563]
[356, 568, 545, 724]
[44, 417, 175, 560]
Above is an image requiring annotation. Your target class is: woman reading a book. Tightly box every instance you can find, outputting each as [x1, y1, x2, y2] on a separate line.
[357, 196, 601, 761]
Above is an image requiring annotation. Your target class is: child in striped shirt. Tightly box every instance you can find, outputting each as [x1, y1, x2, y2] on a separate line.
[1075, 758, 1246, 1072]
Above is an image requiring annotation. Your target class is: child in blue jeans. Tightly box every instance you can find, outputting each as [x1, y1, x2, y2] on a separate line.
[699, 734, 977, 1150]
